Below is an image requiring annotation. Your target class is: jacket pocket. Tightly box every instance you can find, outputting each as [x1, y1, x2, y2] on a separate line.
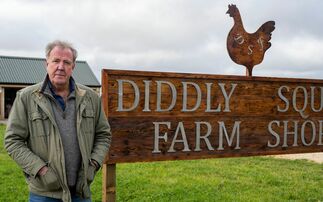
[28, 111, 50, 161]
[81, 109, 95, 133]
[86, 164, 97, 185]
[31, 167, 61, 191]
[81, 109, 95, 153]
[30, 111, 50, 137]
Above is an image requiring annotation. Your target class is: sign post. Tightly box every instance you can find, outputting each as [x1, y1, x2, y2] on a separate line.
[101, 69, 323, 201]
[102, 164, 116, 202]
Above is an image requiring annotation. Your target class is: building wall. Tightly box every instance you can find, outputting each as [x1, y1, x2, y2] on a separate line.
[0, 85, 101, 120]
[0, 87, 4, 120]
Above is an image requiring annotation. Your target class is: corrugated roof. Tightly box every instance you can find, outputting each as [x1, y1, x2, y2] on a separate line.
[0, 55, 100, 87]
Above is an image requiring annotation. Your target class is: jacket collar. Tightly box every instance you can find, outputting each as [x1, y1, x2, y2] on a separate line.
[31, 75, 88, 126]
[39, 75, 86, 99]
[35, 75, 87, 114]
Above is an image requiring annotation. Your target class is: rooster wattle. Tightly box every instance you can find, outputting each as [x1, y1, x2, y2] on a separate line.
[226, 4, 275, 76]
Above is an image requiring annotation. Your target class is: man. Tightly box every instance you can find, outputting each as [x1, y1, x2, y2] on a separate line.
[4, 40, 111, 202]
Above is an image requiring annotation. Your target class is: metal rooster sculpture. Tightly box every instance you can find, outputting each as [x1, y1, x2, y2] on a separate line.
[226, 4, 275, 76]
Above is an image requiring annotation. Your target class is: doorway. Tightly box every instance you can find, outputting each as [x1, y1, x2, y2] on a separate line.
[5, 88, 22, 118]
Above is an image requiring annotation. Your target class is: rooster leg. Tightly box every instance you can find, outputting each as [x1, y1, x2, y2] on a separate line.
[246, 67, 253, 76]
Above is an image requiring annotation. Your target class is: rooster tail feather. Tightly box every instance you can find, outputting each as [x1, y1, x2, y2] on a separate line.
[257, 21, 275, 35]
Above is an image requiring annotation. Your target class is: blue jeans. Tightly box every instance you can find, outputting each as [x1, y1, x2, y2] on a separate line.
[29, 192, 91, 202]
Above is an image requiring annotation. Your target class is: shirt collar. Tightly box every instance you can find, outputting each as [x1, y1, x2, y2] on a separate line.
[45, 76, 75, 96]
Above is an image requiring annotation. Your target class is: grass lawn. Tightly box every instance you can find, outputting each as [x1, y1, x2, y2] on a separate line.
[1, 124, 322, 201]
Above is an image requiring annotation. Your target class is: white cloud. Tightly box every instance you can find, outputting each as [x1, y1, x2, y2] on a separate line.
[0, 0, 323, 81]
[280, 36, 323, 65]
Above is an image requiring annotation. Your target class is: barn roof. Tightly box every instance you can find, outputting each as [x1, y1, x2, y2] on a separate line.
[0, 55, 100, 87]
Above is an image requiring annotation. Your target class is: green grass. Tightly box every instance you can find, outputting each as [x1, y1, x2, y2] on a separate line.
[1, 124, 322, 202]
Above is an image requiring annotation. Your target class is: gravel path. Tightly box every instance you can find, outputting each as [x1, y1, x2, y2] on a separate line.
[274, 152, 323, 164]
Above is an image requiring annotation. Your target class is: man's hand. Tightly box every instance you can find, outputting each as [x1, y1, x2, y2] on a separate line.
[37, 166, 48, 176]
[90, 159, 100, 170]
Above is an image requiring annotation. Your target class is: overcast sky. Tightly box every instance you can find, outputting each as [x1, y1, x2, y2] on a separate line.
[1, 0, 322, 81]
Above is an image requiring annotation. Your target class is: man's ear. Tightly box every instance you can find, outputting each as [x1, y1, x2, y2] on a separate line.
[45, 59, 49, 67]
[72, 63, 76, 70]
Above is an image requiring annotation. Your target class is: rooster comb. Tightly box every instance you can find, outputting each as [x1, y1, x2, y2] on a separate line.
[228, 4, 237, 9]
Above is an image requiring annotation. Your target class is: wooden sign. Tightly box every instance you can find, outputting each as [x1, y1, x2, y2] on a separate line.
[102, 69, 323, 164]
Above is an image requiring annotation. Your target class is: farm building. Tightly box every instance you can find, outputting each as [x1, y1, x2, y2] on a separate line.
[0, 55, 100, 120]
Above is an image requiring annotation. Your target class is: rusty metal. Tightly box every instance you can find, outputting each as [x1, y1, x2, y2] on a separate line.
[226, 4, 275, 76]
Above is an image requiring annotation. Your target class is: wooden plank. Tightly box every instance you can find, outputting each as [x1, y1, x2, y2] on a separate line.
[102, 164, 116, 202]
[102, 69, 323, 164]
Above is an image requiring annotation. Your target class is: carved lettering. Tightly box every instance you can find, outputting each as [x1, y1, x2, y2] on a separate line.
[267, 120, 322, 148]
[152, 121, 241, 153]
[277, 85, 323, 118]
[195, 122, 214, 151]
[156, 81, 177, 112]
[247, 45, 253, 55]
[152, 122, 170, 153]
[143, 80, 152, 112]
[117, 79, 140, 111]
[277, 86, 290, 112]
[234, 33, 244, 44]
[182, 82, 202, 112]
[117, 80, 237, 113]
[217, 121, 241, 150]
[168, 122, 191, 152]
[292, 86, 309, 119]
[310, 86, 323, 112]
[267, 120, 280, 148]
[257, 37, 264, 51]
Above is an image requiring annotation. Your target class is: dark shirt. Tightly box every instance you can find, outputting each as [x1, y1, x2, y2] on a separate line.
[48, 79, 75, 111]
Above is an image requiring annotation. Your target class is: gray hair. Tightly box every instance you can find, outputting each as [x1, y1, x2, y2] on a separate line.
[45, 40, 78, 62]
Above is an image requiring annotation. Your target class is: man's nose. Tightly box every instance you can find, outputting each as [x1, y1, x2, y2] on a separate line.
[57, 62, 65, 70]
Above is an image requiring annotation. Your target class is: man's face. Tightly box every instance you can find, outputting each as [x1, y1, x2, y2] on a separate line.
[46, 46, 75, 89]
